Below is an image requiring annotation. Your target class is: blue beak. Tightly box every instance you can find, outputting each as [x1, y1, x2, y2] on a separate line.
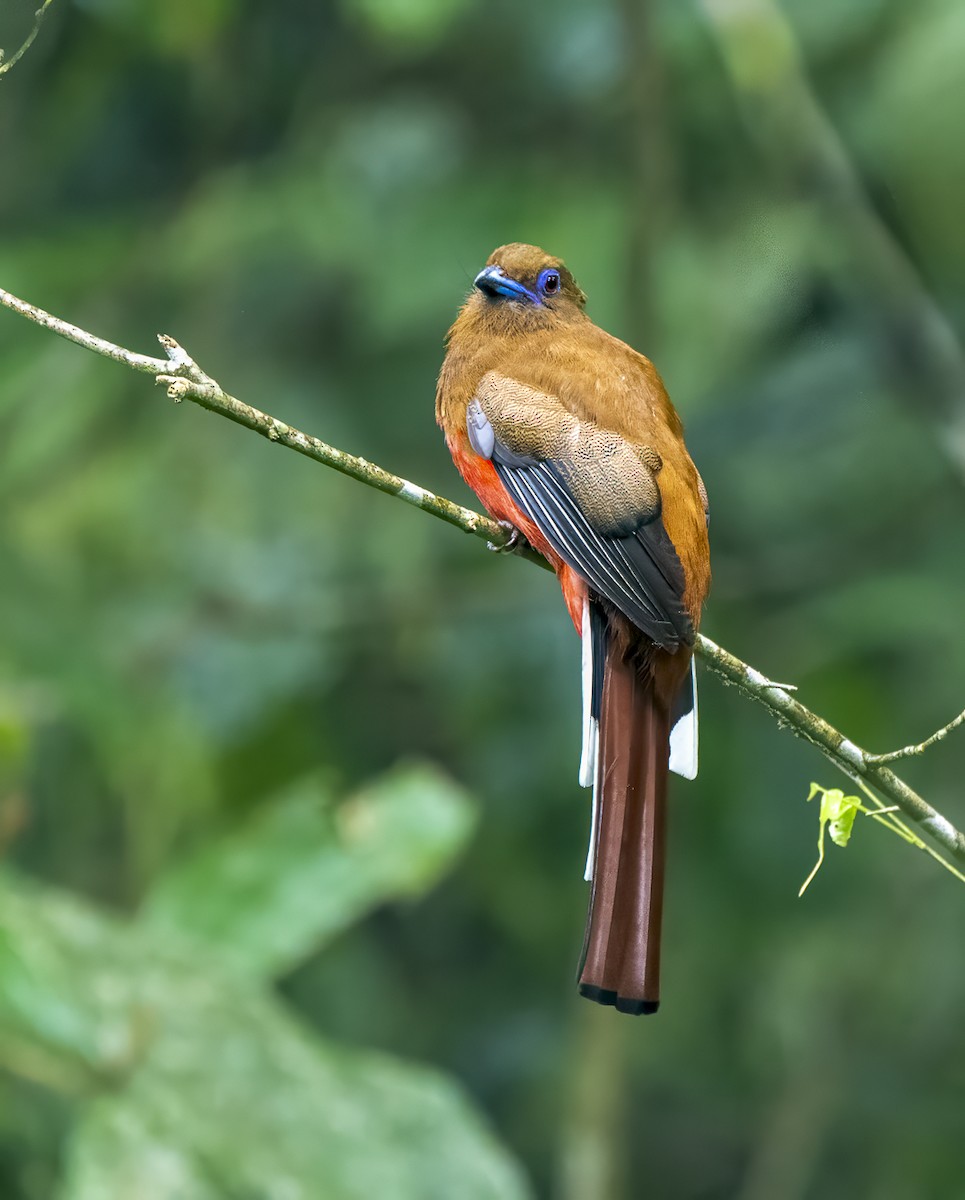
[474, 265, 536, 303]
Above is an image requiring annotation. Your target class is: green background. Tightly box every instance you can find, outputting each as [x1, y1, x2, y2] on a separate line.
[0, 0, 963, 1195]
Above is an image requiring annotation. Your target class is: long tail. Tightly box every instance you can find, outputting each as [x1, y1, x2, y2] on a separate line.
[578, 625, 671, 1016]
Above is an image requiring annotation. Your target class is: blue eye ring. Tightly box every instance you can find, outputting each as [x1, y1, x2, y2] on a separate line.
[537, 268, 561, 296]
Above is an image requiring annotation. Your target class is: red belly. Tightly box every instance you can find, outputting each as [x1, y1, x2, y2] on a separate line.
[448, 431, 587, 633]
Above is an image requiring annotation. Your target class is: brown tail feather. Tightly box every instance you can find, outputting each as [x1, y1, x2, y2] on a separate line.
[578, 640, 670, 1015]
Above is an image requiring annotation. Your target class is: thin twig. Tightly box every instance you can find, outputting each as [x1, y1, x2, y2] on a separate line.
[0, 283, 548, 569]
[0, 0, 58, 79]
[867, 708, 965, 764]
[1, 282, 963, 867]
[696, 636, 965, 863]
[852, 779, 965, 886]
[0, 284, 165, 372]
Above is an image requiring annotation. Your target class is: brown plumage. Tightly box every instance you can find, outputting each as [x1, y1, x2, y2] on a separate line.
[437, 244, 711, 1013]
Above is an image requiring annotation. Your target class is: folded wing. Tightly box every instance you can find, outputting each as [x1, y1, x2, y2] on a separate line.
[467, 372, 693, 652]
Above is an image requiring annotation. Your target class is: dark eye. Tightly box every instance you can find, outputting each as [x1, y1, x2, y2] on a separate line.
[538, 269, 561, 296]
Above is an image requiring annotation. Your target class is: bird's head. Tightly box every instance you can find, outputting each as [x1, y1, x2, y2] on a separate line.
[471, 244, 587, 319]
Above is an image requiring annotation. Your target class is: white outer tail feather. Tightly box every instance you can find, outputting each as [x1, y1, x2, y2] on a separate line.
[668, 656, 699, 780]
[578, 594, 597, 789]
[579, 596, 600, 880]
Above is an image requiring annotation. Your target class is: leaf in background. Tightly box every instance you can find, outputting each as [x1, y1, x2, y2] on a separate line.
[64, 994, 533, 1200]
[0, 870, 146, 1083]
[0, 860, 531, 1200]
[140, 762, 477, 980]
[62, 1101, 219, 1200]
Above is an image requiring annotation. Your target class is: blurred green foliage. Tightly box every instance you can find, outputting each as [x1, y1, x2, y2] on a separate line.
[0, 766, 529, 1199]
[0, 0, 963, 1196]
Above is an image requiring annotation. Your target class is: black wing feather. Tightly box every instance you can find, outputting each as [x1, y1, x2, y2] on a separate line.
[494, 453, 693, 651]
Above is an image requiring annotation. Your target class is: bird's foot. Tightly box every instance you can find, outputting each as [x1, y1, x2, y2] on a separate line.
[487, 521, 521, 554]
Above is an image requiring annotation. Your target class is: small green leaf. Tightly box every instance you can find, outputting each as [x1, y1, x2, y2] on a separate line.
[799, 782, 860, 896]
[823, 788, 859, 848]
[800, 778, 965, 894]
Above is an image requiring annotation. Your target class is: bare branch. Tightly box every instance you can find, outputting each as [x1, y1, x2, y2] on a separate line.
[0, 0, 58, 79]
[696, 637, 965, 863]
[1, 282, 963, 867]
[0, 284, 165, 372]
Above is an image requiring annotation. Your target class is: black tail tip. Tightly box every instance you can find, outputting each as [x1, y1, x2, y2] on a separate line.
[579, 984, 659, 1016]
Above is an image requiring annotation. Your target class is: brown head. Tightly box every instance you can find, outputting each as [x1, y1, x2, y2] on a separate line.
[465, 243, 587, 330]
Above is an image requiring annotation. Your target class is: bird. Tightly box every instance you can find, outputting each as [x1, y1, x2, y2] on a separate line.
[436, 244, 711, 1014]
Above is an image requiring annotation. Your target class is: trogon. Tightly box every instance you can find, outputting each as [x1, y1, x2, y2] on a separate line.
[436, 244, 711, 1014]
